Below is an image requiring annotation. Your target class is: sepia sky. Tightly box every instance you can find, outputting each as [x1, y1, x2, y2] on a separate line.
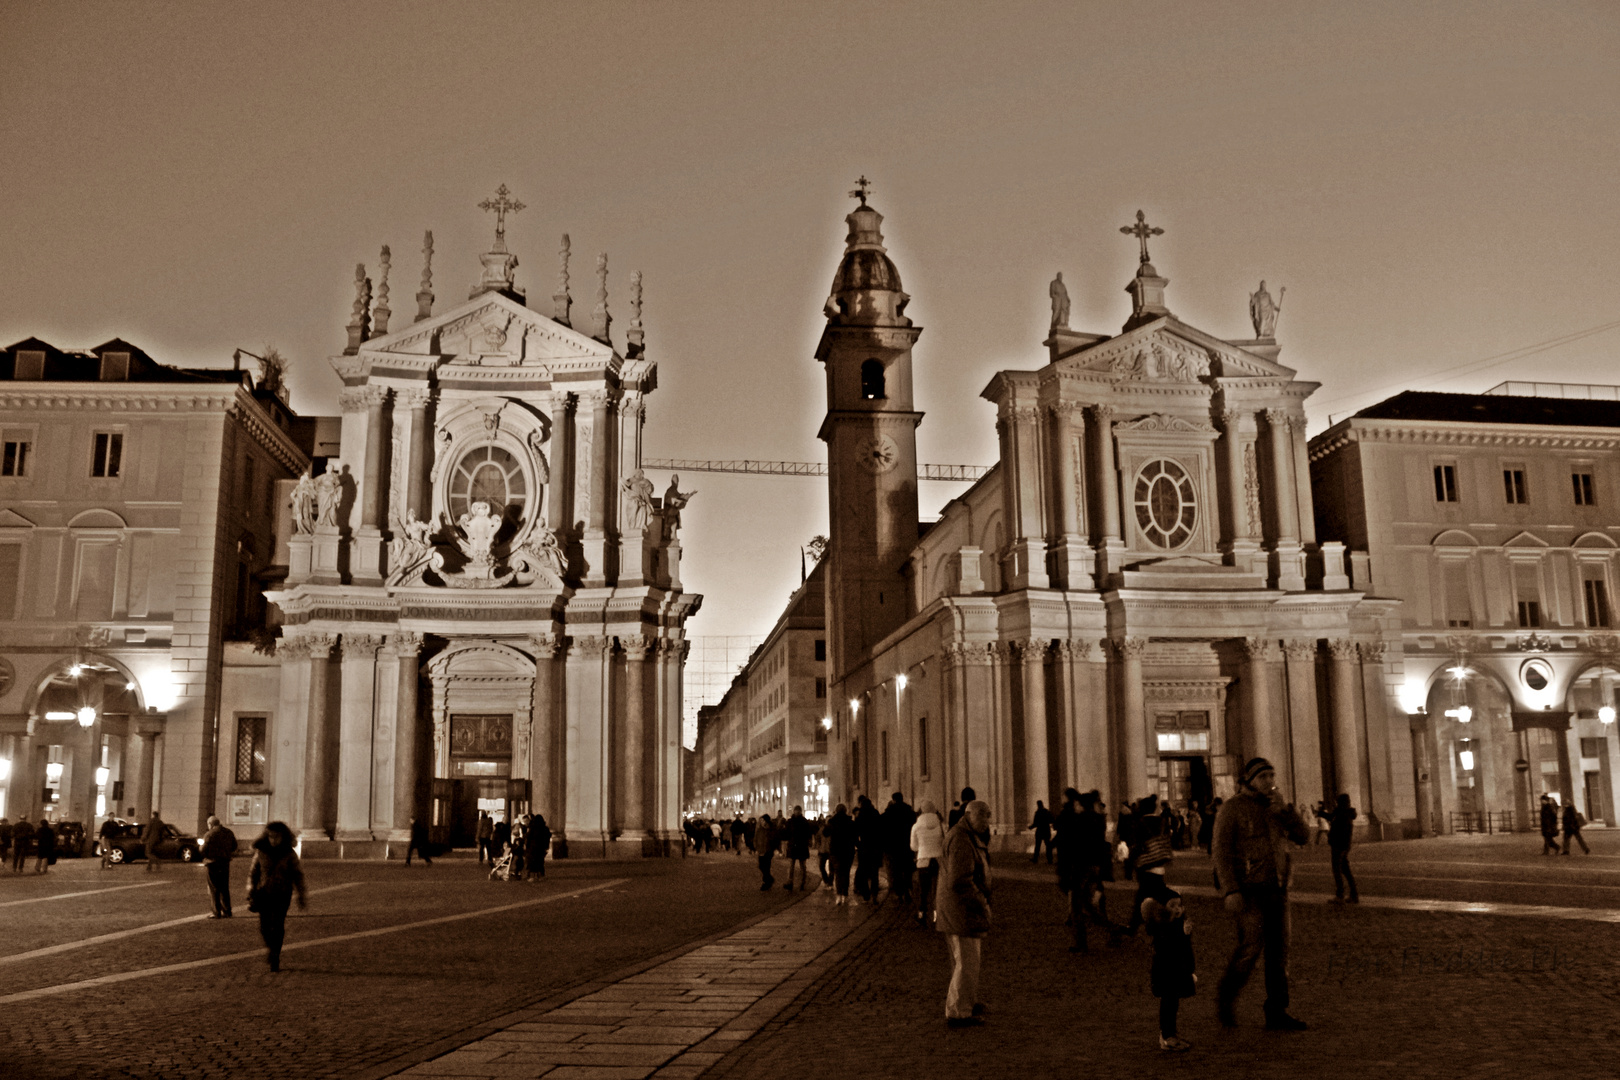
[3, 0, 1618, 649]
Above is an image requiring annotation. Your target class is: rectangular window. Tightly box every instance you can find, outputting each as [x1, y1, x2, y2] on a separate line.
[0, 543, 20, 619]
[91, 432, 123, 478]
[1434, 464, 1458, 503]
[99, 352, 130, 380]
[1584, 578, 1610, 628]
[918, 716, 929, 779]
[1443, 561, 1472, 628]
[234, 715, 267, 784]
[815, 677, 826, 699]
[13, 350, 45, 379]
[243, 456, 255, 516]
[1573, 472, 1597, 506]
[2, 438, 29, 476]
[880, 730, 889, 781]
[814, 639, 826, 662]
[1503, 468, 1527, 505]
[1517, 601, 1542, 629]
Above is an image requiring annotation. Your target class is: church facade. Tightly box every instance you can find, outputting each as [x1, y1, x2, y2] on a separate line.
[238, 206, 700, 857]
[819, 198, 1409, 844]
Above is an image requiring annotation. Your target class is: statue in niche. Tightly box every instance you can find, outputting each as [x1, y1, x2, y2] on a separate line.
[290, 470, 316, 535]
[622, 469, 655, 532]
[1049, 272, 1070, 330]
[455, 500, 500, 566]
[1249, 280, 1285, 339]
[314, 468, 343, 528]
[663, 474, 695, 539]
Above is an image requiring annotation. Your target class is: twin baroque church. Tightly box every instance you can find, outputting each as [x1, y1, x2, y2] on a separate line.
[819, 199, 1406, 841]
[255, 220, 699, 856]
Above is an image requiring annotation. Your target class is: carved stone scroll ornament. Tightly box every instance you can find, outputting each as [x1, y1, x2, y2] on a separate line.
[390, 631, 425, 659]
[1113, 636, 1151, 660]
[527, 428, 551, 484]
[1326, 638, 1359, 661]
[341, 633, 384, 659]
[1357, 640, 1388, 664]
[527, 633, 562, 660]
[1243, 441, 1262, 534]
[1016, 637, 1050, 664]
[386, 509, 444, 587]
[508, 524, 566, 588]
[303, 633, 338, 659]
[1057, 639, 1095, 662]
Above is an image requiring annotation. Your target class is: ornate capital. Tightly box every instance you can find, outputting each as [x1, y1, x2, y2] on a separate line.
[1092, 403, 1117, 425]
[621, 633, 653, 660]
[339, 385, 389, 413]
[1056, 639, 1095, 662]
[302, 632, 338, 659]
[1357, 639, 1388, 663]
[1220, 409, 1247, 433]
[577, 389, 611, 410]
[1113, 636, 1151, 660]
[1240, 636, 1273, 662]
[396, 387, 431, 410]
[1264, 408, 1292, 430]
[1280, 637, 1316, 660]
[1326, 638, 1358, 661]
[527, 633, 562, 659]
[388, 631, 424, 659]
[1014, 637, 1050, 663]
[341, 633, 384, 659]
[1590, 633, 1620, 656]
[569, 634, 613, 659]
[275, 638, 310, 662]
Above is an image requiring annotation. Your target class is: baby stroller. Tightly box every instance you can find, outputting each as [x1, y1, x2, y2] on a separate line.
[488, 844, 517, 881]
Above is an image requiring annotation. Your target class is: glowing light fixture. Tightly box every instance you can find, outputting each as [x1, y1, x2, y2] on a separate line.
[45, 762, 64, 782]
[1448, 665, 1469, 681]
[69, 664, 84, 678]
[1601, 706, 1617, 725]
[44, 711, 76, 721]
[95, 766, 110, 786]
[896, 674, 908, 691]
[1398, 682, 1427, 715]
[849, 698, 860, 714]
[820, 716, 832, 730]
[125, 682, 136, 691]
[1445, 705, 1473, 724]
[77, 706, 97, 728]
[1459, 750, 1476, 771]
[0, 758, 10, 781]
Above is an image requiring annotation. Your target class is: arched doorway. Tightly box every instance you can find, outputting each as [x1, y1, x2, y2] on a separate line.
[20, 658, 143, 840]
[1421, 662, 1514, 830]
[1565, 664, 1620, 826]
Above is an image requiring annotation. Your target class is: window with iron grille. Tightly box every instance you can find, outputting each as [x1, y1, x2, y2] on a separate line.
[235, 715, 267, 784]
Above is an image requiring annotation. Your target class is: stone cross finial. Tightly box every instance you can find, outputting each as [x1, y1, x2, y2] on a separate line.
[415, 231, 435, 322]
[345, 263, 371, 355]
[593, 252, 611, 344]
[849, 175, 872, 207]
[371, 245, 392, 337]
[479, 184, 525, 252]
[627, 270, 644, 356]
[1120, 209, 1164, 266]
[553, 234, 572, 327]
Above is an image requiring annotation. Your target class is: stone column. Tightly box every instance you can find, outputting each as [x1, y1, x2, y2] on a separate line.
[397, 388, 432, 521]
[621, 634, 652, 841]
[389, 632, 424, 838]
[1241, 637, 1284, 769]
[1115, 637, 1151, 803]
[527, 633, 561, 824]
[1357, 640, 1395, 835]
[548, 393, 573, 536]
[301, 633, 338, 838]
[1266, 409, 1305, 590]
[1049, 404, 1092, 589]
[1093, 405, 1124, 578]
[1017, 638, 1051, 814]
[336, 633, 382, 842]
[1290, 415, 1316, 547]
[1326, 639, 1365, 807]
[340, 386, 388, 583]
[1281, 638, 1323, 803]
[998, 404, 1049, 589]
[565, 635, 614, 852]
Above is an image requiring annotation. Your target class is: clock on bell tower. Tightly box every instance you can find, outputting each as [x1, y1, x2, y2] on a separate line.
[816, 183, 923, 681]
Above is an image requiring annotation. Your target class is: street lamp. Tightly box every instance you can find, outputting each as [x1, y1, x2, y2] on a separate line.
[77, 706, 96, 728]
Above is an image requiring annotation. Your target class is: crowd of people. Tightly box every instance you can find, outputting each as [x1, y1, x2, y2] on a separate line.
[474, 810, 553, 881]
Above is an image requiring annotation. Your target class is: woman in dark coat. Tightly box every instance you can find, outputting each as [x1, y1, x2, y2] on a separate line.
[824, 803, 857, 906]
[853, 796, 883, 902]
[33, 819, 57, 874]
[248, 821, 307, 972]
[525, 813, 552, 880]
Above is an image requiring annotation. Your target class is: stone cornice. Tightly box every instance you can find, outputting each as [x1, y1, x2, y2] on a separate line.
[1310, 418, 1620, 463]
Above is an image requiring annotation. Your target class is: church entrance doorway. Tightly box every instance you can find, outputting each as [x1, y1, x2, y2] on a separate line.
[1158, 755, 1212, 811]
[447, 713, 513, 848]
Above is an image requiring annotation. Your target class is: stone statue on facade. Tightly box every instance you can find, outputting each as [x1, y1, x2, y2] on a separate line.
[314, 469, 343, 528]
[386, 509, 442, 586]
[1249, 280, 1285, 338]
[663, 474, 695, 539]
[510, 524, 566, 587]
[1049, 272, 1070, 330]
[456, 501, 500, 566]
[290, 469, 316, 534]
[622, 469, 655, 532]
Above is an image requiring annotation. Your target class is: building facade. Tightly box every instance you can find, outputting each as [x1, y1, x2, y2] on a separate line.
[1311, 386, 1620, 833]
[818, 200, 1407, 846]
[0, 337, 310, 837]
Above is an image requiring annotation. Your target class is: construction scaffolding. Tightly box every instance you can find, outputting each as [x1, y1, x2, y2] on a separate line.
[682, 635, 765, 748]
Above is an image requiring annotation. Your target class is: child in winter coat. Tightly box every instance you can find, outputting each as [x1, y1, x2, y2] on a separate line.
[1142, 886, 1197, 1052]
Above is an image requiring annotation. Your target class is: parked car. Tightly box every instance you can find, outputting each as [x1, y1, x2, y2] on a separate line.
[48, 820, 87, 857]
[94, 819, 201, 863]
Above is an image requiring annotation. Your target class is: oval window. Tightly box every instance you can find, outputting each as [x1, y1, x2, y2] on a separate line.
[1134, 459, 1197, 549]
[448, 445, 527, 522]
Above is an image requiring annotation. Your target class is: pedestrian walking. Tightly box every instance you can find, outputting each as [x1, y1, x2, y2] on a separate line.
[200, 815, 238, 917]
[98, 816, 120, 870]
[756, 812, 779, 890]
[1029, 800, 1054, 864]
[854, 795, 884, 902]
[910, 798, 946, 927]
[947, 787, 975, 829]
[1212, 757, 1310, 1031]
[142, 810, 165, 872]
[406, 816, 432, 865]
[10, 816, 34, 873]
[1128, 795, 1172, 936]
[882, 791, 917, 902]
[247, 821, 307, 973]
[1199, 798, 1220, 854]
[1539, 795, 1561, 855]
[826, 803, 856, 905]
[731, 815, 746, 855]
[1056, 789, 1123, 952]
[524, 813, 551, 879]
[783, 806, 813, 891]
[1142, 887, 1197, 1052]
[1562, 801, 1591, 855]
[1328, 794, 1359, 903]
[476, 811, 494, 863]
[1311, 799, 1331, 845]
[1116, 800, 1138, 881]
[814, 815, 832, 885]
[938, 800, 993, 1028]
[34, 819, 57, 874]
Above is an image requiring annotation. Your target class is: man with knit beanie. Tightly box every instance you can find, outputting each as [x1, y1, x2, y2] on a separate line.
[1212, 757, 1310, 1031]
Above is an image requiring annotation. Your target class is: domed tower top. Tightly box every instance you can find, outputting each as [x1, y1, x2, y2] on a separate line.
[825, 178, 911, 328]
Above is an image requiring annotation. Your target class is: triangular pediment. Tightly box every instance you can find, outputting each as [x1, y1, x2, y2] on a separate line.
[354, 291, 616, 370]
[0, 508, 35, 528]
[1504, 531, 1550, 548]
[1057, 319, 1296, 382]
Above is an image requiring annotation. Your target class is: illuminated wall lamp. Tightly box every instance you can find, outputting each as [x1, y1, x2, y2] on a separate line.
[820, 717, 832, 730]
[44, 711, 75, 721]
[849, 699, 860, 714]
[1459, 750, 1476, 771]
[896, 674, 908, 690]
[77, 706, 97, 728]
[1601, 706, 1617, 725]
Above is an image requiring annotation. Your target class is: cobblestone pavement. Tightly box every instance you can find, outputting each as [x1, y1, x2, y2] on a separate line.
[0, 850, 797, 1080]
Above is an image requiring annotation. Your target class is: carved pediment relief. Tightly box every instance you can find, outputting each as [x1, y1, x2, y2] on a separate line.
[1071, 331, 1212, 382]
[359, 293, 612, 368]
[1113, 413, 1217, 434]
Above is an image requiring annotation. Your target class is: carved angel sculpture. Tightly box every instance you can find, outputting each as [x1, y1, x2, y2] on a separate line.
[510, 524, 566, 586]
[386, 509, 443, 586]
[290, 470, 316, 535]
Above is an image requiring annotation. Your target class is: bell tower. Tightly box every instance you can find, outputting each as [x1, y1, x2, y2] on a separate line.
[816, 181, 922, 680]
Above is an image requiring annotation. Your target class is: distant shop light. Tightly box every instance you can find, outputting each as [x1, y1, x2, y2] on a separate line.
[1459, 750, 1476, 771]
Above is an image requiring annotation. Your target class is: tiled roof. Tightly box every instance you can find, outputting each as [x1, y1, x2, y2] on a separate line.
[1354, 391, 1620, 429]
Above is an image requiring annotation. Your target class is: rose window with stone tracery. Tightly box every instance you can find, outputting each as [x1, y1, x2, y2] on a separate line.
[1134, 458, 1197, 549]
[448, 445, 527, 522]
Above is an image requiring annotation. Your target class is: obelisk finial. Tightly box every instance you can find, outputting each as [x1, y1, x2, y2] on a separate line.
[371, 245, 392, 338]
[415, 230, 435, 322]
[553, 234, 572, 327]
[627, 270, 645, 357]
[345, 263, 371, 355]
[592, 252, 611, 344]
